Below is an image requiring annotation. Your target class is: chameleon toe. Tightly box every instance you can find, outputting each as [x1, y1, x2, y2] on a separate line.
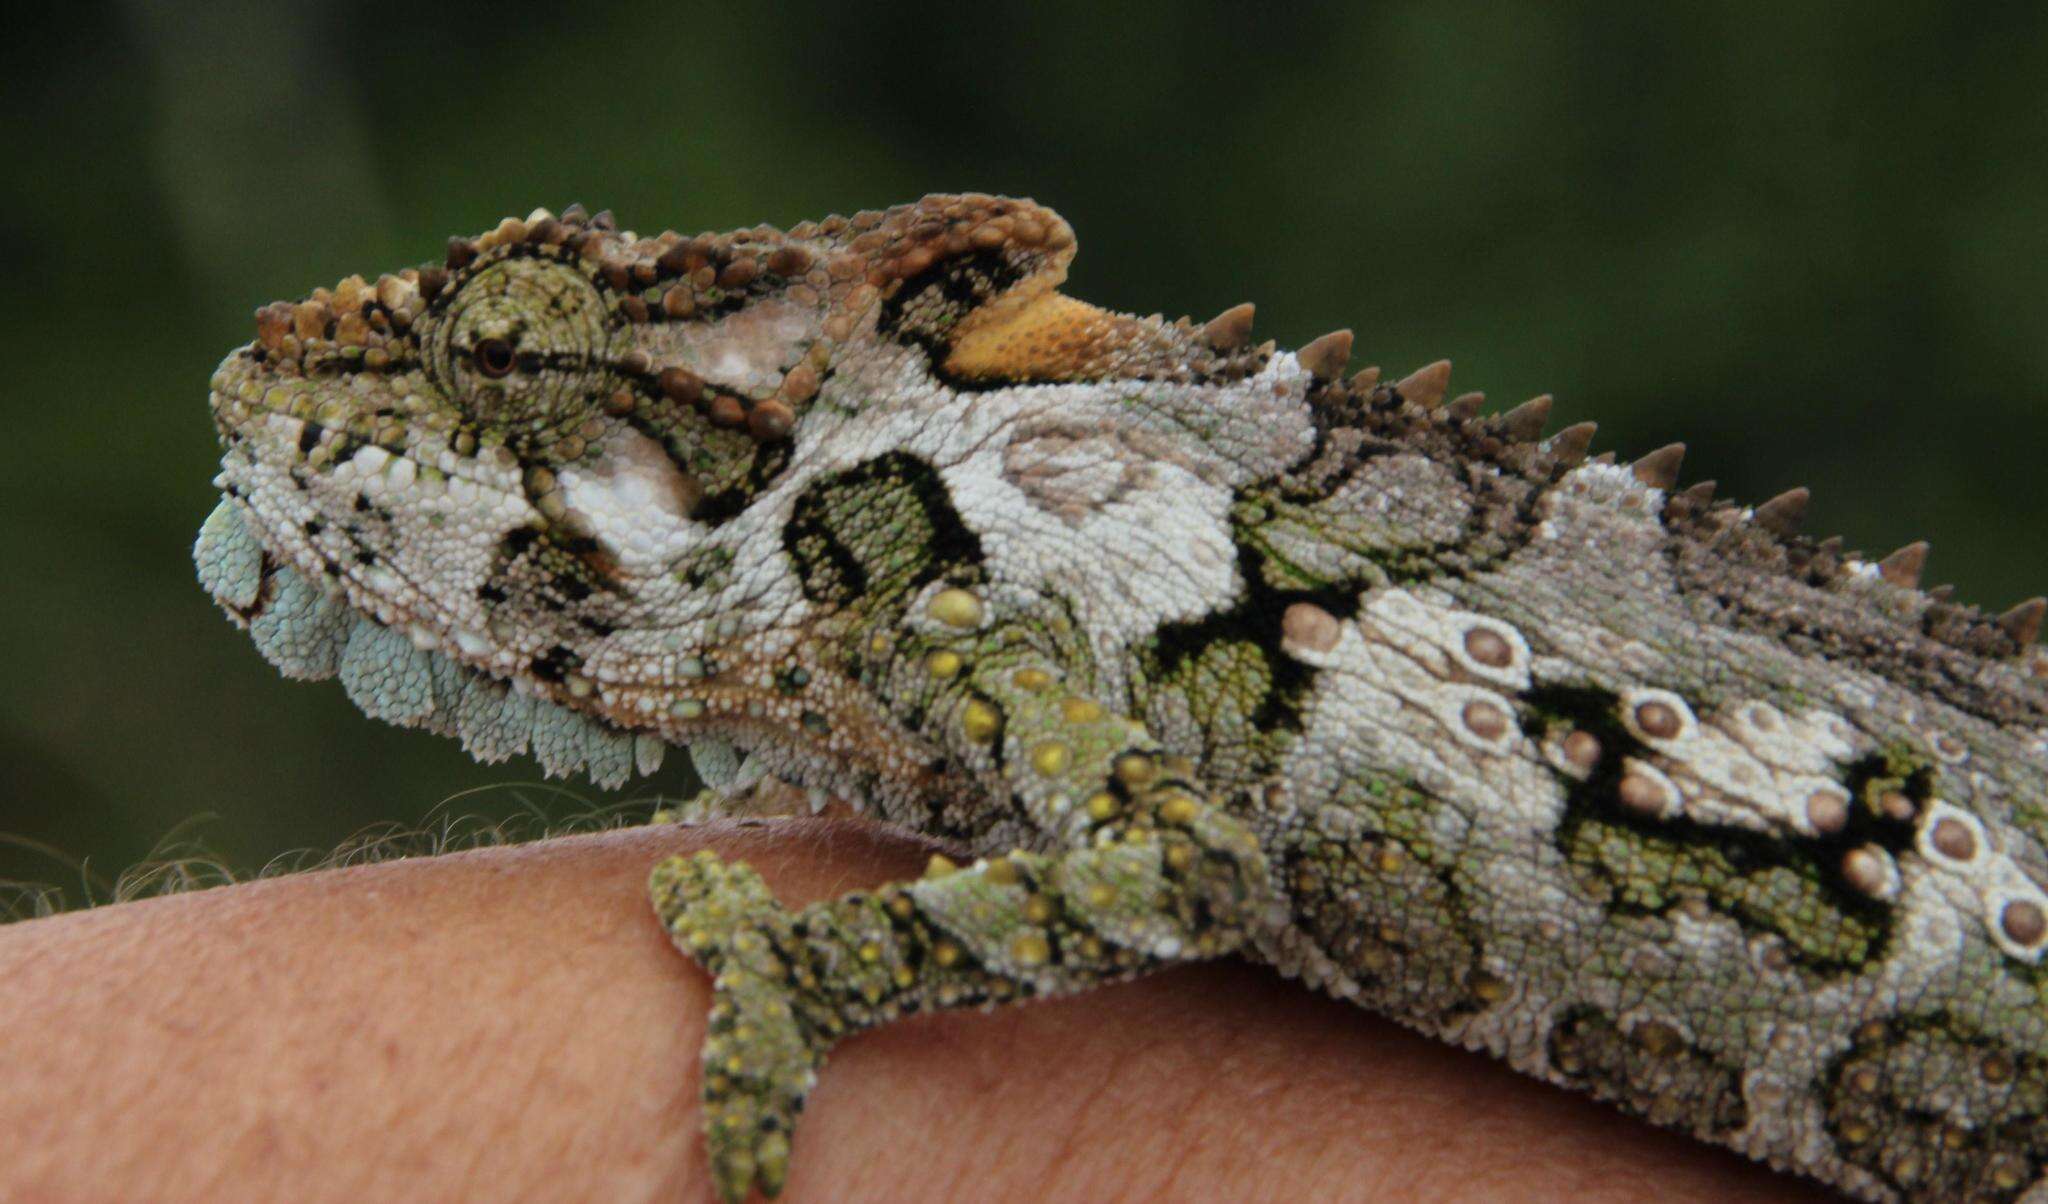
[651, 852, 825, 1202]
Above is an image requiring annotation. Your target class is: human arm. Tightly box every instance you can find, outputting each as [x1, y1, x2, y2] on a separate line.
[0, 820, 1828, 1202]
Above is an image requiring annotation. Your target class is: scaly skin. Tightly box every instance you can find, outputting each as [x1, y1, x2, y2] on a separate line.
[196, 196, 2048, 1202]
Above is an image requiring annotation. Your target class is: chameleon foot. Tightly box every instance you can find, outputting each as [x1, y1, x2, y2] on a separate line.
[651, 852, 833, 1202]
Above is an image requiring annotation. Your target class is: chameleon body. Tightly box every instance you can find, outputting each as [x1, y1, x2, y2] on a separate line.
[195, 195, 2048, 1202]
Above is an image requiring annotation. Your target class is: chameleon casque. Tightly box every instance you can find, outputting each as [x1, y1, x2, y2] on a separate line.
[193, 194, 2048, 1203]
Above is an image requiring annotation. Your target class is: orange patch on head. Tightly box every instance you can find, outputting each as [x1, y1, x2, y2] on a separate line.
[942, 290, 1146, 382]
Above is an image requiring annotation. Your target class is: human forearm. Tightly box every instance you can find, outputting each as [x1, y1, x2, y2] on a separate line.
[0, 820, 1826, 1202]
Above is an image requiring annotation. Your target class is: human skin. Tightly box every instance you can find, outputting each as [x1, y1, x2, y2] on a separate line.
[0, 820, 1832, 1202]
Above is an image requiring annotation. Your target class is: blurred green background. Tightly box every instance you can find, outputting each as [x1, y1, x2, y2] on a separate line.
[4, 0, 2044, 903]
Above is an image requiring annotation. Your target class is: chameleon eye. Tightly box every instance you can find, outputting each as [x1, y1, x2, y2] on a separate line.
[473, 337, 516, 379]
[420, 257, 625, 433]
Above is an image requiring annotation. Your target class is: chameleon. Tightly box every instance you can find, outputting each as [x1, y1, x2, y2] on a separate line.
[192, 194, 2048, 1202]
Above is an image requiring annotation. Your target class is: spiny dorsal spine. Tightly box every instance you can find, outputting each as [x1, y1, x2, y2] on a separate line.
[1297, 355, 2043, 672]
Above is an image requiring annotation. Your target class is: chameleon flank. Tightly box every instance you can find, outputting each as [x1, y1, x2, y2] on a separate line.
[197, 195, 2048, 1203]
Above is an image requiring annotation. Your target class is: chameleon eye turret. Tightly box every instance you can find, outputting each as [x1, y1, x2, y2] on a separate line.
[201, 195, 2048, 1204]
[420, 254, 626, 437]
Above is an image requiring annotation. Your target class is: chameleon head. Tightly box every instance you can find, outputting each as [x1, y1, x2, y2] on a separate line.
[200, 197, 1166, 760]
[204, 208, 790, 693]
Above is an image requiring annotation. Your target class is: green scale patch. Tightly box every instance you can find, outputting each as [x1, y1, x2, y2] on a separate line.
[783, 451, 982, 608]
[1561, 816, 1886, 969]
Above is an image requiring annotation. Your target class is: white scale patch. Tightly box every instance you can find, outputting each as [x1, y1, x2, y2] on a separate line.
[1619, 687, 1865, 838]
[1912, 799, 2048, 962]
[556, 426, 705, 572]
[667, 296, 821, 396]
[1279, 587, 1549, 814]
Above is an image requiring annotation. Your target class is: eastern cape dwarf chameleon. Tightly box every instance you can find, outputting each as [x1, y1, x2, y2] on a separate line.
[197, 195, 2048, 1202]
